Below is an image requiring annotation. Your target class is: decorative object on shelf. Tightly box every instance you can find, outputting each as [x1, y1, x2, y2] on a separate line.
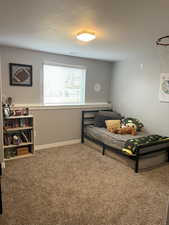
[3, 104, 11, 118]
[13, 110, 22, 116]
[17, 147, 29, 156]
[22, 107, 29, 115]
[11, 107, 29, 116]
[2, 96, 13, 118]
[9, 63, 32, 86]
[12, 135, 22, 145]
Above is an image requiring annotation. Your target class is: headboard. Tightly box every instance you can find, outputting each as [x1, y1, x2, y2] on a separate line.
[81, 109, 112, 143]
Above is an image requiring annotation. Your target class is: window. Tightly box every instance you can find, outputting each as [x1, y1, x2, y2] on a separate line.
[43, 64, 86, 105]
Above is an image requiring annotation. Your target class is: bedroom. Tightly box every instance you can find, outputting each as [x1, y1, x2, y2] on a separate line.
[0, 0, 169, 225]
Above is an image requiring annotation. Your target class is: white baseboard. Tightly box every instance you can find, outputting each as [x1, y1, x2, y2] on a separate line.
[35, 139, 81, 151]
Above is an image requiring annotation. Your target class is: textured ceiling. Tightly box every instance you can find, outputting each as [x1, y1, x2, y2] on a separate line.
[0, 0, 169, 61]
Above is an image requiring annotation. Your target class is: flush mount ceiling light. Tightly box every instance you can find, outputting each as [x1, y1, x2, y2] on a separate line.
[76, 31, 96, 42]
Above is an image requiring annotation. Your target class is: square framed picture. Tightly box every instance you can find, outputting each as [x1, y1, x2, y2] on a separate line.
[9, 63, 32, 86]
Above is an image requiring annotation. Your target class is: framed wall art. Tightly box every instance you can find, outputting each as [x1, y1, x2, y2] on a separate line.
[9, 63, 32, 86]
[159, 73, 169, 102]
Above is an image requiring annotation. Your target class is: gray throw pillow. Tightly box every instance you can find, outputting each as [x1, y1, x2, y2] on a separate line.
[95, 111, 122, 127]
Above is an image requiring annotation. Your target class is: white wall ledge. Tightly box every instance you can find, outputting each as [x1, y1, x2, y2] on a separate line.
[13, 102, 112, 110]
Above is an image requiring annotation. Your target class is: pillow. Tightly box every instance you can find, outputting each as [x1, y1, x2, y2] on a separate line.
[105, 120, 121, 132]
[95, 111, 122, 127]
[122, 117, 144, 131]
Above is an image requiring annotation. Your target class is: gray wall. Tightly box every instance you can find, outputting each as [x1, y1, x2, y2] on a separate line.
[110, 53, 169, 136]
[1, 46, 112, 104]
[31, 107, 106, 145]
[0, 46, 112, 145]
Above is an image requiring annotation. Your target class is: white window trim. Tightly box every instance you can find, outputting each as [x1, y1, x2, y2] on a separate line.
[43, 61, 87, 70]
[13, 102, 111, 110]
[42, 62, 87, 106]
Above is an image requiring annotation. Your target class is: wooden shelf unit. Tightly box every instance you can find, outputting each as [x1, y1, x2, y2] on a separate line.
[3, 115, 35, 160]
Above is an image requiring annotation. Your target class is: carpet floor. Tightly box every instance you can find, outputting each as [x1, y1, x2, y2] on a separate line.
[0, 143, 169, 225]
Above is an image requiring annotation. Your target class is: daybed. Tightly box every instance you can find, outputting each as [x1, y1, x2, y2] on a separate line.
[81, 110, 169, 173]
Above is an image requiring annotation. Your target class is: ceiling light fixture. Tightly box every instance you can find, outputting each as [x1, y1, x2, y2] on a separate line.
[76, 31, 96, 42]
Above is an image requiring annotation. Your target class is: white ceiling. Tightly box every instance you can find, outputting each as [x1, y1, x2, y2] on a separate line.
[0, 0, 169, 61]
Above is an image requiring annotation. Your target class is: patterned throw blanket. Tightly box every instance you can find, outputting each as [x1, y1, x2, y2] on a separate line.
[123, 135, 169, 155]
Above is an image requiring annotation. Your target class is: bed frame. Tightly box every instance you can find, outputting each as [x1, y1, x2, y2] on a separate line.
[81, 110, 169, 173]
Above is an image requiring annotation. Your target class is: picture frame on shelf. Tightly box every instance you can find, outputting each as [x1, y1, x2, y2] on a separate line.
[9, 63, 32, 86]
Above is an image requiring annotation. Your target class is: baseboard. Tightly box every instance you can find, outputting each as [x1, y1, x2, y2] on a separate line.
[35, 139, 81, 151]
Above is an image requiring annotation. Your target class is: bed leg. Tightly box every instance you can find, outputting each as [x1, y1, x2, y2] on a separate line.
[135, 150, 139, 173]
[102, 144, 105, 155]
[81, 111, 84, 144]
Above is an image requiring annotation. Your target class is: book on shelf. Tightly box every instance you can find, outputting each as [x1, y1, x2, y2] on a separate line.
[3, 130, 32, 146]
[20, 118, 30, 127]
[3, 134, 13, 146]
[4, 148, 17, 159]
[4, 118, 31, 129]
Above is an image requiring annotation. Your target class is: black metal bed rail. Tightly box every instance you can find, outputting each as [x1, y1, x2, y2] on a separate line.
[85, 134, 137, 162]
[84, 134, 103, 148]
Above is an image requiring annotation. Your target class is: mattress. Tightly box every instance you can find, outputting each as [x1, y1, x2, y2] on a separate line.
[85, 126, 169, 155]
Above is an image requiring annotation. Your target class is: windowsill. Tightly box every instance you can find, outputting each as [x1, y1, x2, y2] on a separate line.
[13, 102, 112, 110]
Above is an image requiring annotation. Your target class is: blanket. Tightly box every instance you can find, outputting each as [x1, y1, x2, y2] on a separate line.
[123, 135, 169, 155]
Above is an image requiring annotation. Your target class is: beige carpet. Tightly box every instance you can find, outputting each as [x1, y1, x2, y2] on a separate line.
[0, 143, 169, 225]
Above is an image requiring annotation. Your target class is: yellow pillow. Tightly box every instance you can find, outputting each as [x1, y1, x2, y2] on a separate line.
[105, 120, 121, 132]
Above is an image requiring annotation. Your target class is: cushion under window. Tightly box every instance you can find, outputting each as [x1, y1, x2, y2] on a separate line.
[95, 111, 122, 127]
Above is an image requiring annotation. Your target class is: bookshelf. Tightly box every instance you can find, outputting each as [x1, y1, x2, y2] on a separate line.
[3, 115, 34, 161]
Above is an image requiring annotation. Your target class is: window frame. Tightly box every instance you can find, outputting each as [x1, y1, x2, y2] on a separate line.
[42, 62, 86, 106]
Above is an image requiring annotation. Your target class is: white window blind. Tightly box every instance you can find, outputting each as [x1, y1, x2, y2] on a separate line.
[43, 64, 86, 105]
